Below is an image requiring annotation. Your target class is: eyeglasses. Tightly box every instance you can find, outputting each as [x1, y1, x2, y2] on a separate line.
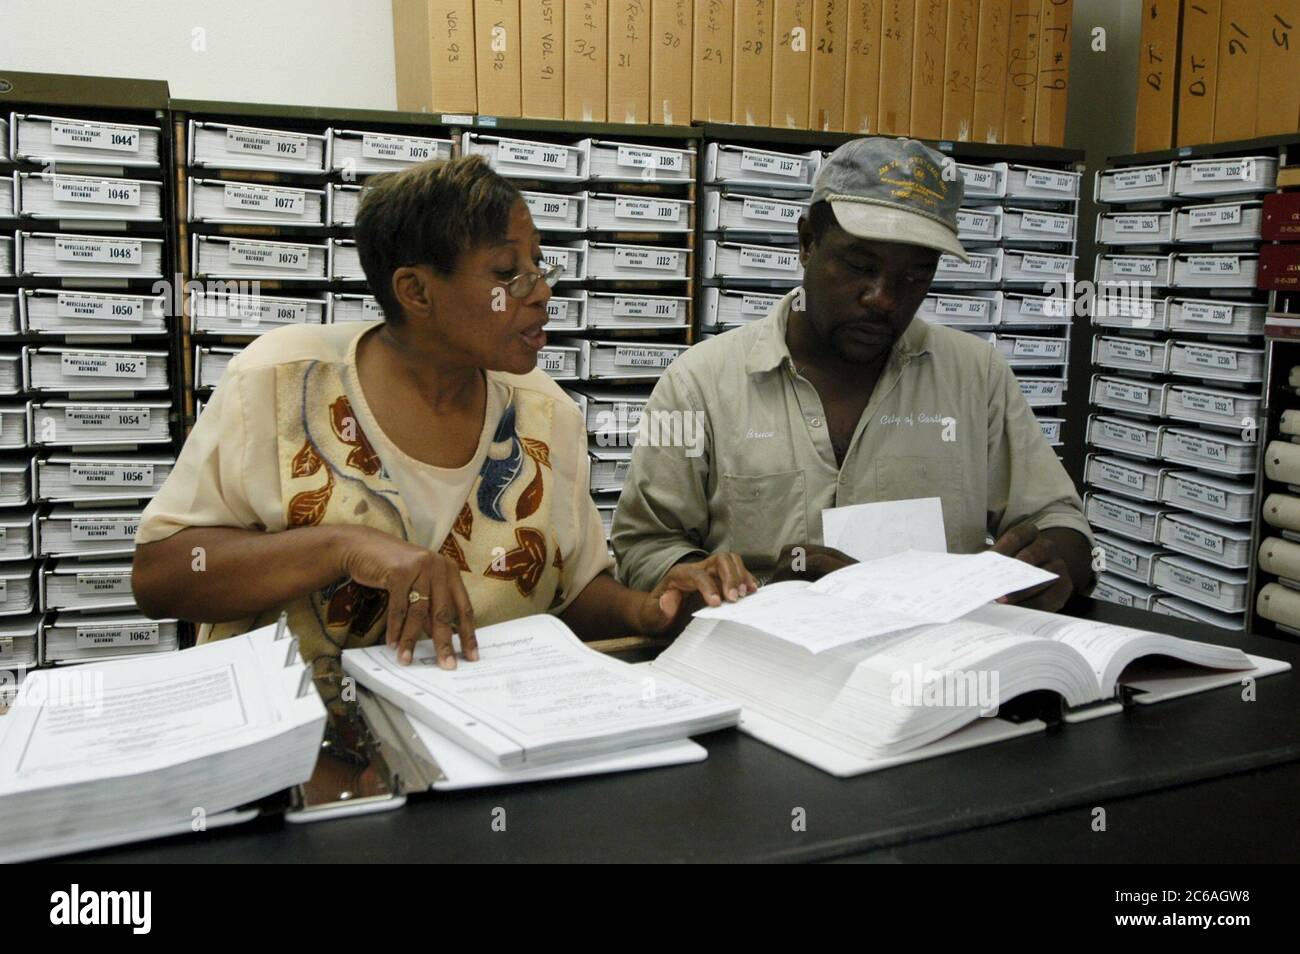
[495, 260, 565, 299]
[400, 259, 565, 299]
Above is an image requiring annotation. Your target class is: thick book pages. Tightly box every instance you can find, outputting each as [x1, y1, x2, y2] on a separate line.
[655, 599, 1269, 775]
[413, 721, 707, 791]
[0, 624, 326, 862]
[342, 614, 739, 768]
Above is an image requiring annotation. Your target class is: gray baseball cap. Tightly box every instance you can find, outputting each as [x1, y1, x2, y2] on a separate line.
[812, 137, 969, 261]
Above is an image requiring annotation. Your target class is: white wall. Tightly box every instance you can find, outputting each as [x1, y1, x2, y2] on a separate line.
[0, 0, 398, 110]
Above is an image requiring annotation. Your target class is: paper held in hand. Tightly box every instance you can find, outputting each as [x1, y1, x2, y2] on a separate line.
[693, 549, 1059, 653]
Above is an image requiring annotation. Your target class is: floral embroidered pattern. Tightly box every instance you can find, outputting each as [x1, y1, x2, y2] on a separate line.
[478, 404, 523, 522]
[291, 439, 323, 478]
[439, 533, 470, 572]
[516, 466, 544, 520]
[483, 527, 548, 597]
[522, 437, 551, 469]
[330, 396, 381, 475]
[454, 503, 473, 540]
[287, 471, 334, 527]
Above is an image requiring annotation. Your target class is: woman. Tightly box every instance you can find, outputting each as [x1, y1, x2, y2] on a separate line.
[132, 156, 754, 705]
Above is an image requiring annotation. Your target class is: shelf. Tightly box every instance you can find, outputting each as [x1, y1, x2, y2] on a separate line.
[1106, 134, 1300, 168]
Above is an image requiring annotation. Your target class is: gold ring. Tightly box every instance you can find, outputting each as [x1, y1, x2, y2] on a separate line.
[408, 590, 428, 604]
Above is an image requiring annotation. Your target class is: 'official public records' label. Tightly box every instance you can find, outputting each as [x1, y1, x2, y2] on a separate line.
[54, 236, 141, 265]
[53, 176, 141, 207]
[361, 134, 442, 163]
[1173, 522, 1224, 555]
[222, 184, 305, 216]
[60, 353, 147, 380]
[741, 295, 778, 317]
[1182, 345, 1237, 371]
[70, 515, 140, 542]
[225, 297, 308, 325]
[615, 196, 681, 223]
[615, 247, 680, 271]
[66, 407, 150, 430]
[1020, 211, 1072, 234]
[1186, 256, 1242, 276]
[57, 293, 145, 323]
[1168, 565, 1220, 597]
[228, 242, 311, 270]
[956, 210, 996, 235]
[76, 572, 133, 597]
[1180, 300, 1234, 325]
[1113, 215, 1161, 234]
[51, 120, 140, 153]
[614, 297, 679, 319]
[1025, 169, 1075, 192]
[934, 297, 989, 319]
[939, 254, 991, 275]
[70, 462, 154, 487]
[1112, 167, 1164, 190]
[524, 194, 570, 220]
[739, 247, 799, 272]
[1111, 257, 1159, 277]
[1188, 204, 1242, 228]
[1180, 390, 1234, 416]
[537, 351, 566, 373]
[225, 126, 308, 159]
[616, 145, 683, 172]
[498, 140, 569, 169]
[739, 150, 803, 178]
[615, 346, 677, 369]
[76, 623, 158, 648]
[1104, 381, 1151, 405]
[1098, 460, 1145, 490]
[742, 197, 803, 224]
[1174, 479, 1227, 509]
[960, 167, 997, 192]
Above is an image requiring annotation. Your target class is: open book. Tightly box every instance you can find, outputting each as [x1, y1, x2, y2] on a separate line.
[654, 601, 1280, 775]
[342, 614, 739, 768]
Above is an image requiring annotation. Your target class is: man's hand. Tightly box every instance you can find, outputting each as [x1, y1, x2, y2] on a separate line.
[990, 522, 1073, 612]
[634, 552, 759, 636]
[767, 543, 857, 583]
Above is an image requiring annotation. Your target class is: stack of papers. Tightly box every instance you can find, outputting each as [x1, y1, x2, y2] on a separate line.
[342, 614, 737, 776]
[0, 624, 326, 862]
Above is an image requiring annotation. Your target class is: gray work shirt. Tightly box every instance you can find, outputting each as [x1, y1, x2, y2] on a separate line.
[612, 290, 1093, 589]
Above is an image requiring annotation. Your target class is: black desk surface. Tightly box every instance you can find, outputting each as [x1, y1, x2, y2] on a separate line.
[72, 601, 1300, 864]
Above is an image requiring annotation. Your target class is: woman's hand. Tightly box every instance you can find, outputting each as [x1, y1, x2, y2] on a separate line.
[337, 526, 478, 669]
[635, 552, 759, 636]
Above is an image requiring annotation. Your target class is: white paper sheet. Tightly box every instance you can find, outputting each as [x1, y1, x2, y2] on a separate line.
[413, 720, 707, 790]
[695, 550, 1059, 653]
[343, 614, 738, 766]
[821, 497, 948, 562]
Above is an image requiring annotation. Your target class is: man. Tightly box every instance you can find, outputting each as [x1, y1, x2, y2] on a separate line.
[613, 137, 1094, 612]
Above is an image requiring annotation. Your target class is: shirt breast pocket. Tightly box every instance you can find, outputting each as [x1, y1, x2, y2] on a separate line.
[720, 469, 808, 561]
[874, 456, 970, 547]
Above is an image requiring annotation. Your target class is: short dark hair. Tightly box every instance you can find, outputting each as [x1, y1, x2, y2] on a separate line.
[353, 155, 522, 323]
